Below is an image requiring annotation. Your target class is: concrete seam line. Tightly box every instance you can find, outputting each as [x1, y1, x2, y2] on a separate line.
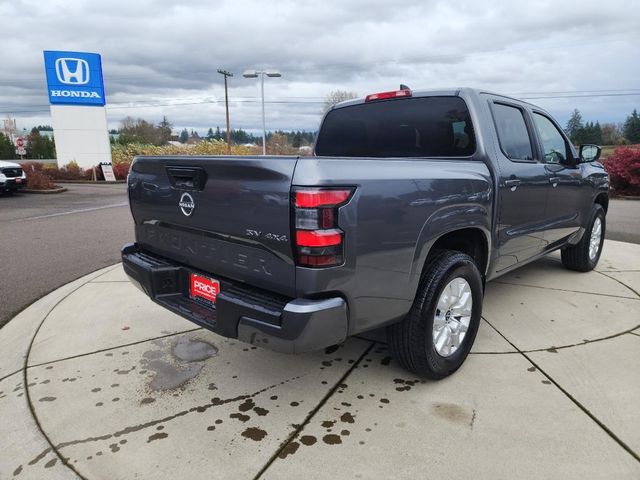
[0, 368, 23, 384]
[253, 342, 376, 480]
[596, 271, 640, 298]
[597, 269, 640, 273]
[0, 263, 121, 331]
[492, 280, 640, 300]
[22, 276, 99, 479]
[523, 324, 640, 354]
[482, 316, 640, 464]
[26, 327, 204, 369]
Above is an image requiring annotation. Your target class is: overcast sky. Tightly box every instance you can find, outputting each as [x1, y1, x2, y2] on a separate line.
[1, 0, 639, 134]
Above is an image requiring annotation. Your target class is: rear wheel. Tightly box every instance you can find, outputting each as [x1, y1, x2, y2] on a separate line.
[561, 204, 605, 272]
[388, 250, 483, 379]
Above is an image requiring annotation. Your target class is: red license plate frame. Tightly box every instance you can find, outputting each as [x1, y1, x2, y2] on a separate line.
[189, 273, 220, 305]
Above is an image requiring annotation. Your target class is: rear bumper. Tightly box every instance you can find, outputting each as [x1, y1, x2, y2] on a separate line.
[121, 243, 348, 354]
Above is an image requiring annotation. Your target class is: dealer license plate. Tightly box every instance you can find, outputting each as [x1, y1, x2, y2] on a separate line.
[189, 273, 220, 306]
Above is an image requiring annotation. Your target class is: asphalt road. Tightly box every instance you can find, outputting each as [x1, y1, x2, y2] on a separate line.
[0, 184, 133, 328]
[0, 186, 637, 329]
[606, 198, 640, 244]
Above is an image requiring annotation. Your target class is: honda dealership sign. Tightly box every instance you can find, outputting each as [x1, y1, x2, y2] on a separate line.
[43, 51, 106, 106]
[43, 50, 111, 169]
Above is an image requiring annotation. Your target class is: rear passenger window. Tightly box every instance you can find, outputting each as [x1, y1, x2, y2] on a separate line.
[315, 96, 476, 158]
[492, 103, 534, 161]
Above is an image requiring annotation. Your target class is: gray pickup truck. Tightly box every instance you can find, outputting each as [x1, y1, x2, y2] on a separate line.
[122, 87, 609, 378]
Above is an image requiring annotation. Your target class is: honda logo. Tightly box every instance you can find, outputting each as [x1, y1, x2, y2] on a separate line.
[55, 58, 90, 85]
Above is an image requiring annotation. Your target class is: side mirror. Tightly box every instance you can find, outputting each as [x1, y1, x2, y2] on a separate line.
[579, 144, 601, 163]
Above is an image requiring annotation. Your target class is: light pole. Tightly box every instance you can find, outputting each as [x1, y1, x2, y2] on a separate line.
[242, 69, 281, 155]
[217, 69, 233, 153]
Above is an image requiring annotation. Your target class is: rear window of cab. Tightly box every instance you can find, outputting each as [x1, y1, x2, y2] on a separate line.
[315, 96, 476, 158]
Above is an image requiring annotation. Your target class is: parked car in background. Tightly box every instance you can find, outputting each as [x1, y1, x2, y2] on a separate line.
[0, 161, 27, 194]
[122, 87, 608, 379]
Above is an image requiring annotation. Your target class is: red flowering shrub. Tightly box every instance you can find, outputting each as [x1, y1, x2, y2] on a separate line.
[605, 147, 640, 196]
[112, 162, 130, 180]
[20, 163, 56, 190]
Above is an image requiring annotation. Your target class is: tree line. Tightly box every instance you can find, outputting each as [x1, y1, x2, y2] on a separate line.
[565, 108, 640, 145]
[0, 128, 56, 160]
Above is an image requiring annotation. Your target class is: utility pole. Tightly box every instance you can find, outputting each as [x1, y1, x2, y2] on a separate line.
[217, 69, 233, 152]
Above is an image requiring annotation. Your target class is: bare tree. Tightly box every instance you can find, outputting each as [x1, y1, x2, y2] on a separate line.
[323, 90, 358, 112]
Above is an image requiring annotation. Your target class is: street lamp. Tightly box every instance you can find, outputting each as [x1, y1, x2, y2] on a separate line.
[242, 69, 282, 155]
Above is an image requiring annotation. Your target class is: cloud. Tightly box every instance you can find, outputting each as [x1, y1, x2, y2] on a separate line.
[0, 0, 638, 132]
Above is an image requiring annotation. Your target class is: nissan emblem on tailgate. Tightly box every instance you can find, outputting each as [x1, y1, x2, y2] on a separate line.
[179, 192, 195, 216]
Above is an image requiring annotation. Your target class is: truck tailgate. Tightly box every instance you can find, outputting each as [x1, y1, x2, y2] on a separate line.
[128, 155, 299, 297]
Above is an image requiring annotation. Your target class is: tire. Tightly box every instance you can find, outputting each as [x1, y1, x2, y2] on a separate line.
[387, 250, 483, 379]
[561, 204, 605, 272]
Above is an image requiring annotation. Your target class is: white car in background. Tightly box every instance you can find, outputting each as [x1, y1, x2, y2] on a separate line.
[0, 160, 27, 194]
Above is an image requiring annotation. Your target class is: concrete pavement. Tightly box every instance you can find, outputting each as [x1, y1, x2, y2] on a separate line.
[1, 240, 639, 479]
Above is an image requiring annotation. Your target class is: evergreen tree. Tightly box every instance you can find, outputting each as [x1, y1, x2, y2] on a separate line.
[0, 133, 16, 160]
[179, 128, 189, 143]
[206, 128, 215, 140]
[214, 126, 222, 141]
[565, 109, 584, 143]
[26, 129, 56, 159]
[157, 116, 172, 145]
[623, 109, 640, 143]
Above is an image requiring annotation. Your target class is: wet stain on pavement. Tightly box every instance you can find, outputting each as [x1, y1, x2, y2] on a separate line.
[44, 458, 57, 468]
[300, 435, 317, 446]
[340, 412, 355, 423]
[323, 434, 342, 445]
[432, 403, 474, 427]
[147, 432, 168, 443]
[13, 465, 22, 476]
[242, 427, 267, 441]
[230, 413, 250, 422]
[238, 398, 255, 412]
[38, 396, 56, 402]
[145, 360, 202, 391]
[114, 366, 136, 375]
[172, 336, 218, 362]
[139, 335, 220, 392]
[253, 406, 269, 416]
[278, 441, 300, 458]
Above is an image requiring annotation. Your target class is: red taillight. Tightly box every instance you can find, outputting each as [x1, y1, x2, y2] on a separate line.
[296, 229, 342, 247]
[295, 189, 352, 208]
[365, 89, 412, 102]
[293, 187, 355, 268]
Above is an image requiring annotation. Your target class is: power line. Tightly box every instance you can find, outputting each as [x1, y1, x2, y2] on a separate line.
[2, 91, 639, 116]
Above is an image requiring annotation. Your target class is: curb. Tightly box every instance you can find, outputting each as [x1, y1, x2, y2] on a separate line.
[54, 180, 126, 184]
[21, 186, 68, 194]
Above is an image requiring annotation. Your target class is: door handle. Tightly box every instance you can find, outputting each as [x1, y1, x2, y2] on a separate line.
[504, 179, 521, 191]
[549, 177, 560, 187]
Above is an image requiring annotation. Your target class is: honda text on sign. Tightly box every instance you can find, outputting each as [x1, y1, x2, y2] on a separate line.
[43, 51, 106, 106]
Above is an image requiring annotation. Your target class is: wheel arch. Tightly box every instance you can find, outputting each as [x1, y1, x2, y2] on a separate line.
[594, 192, 609, 214]
[411, 226, 490, 297]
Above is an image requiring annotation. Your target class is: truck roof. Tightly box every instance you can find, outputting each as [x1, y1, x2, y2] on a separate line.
[331, 87, 539, 111]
